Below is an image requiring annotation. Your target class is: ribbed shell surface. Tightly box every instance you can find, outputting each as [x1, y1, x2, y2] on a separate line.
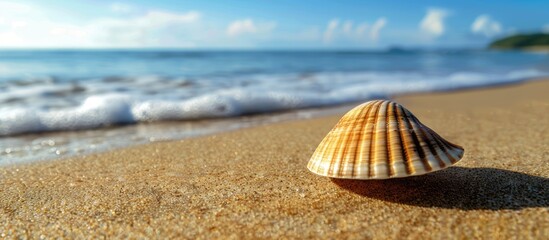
[308, 100, 464, 179]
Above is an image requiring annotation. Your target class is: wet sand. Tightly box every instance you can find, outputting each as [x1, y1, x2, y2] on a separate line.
[1, 80, 548, 239]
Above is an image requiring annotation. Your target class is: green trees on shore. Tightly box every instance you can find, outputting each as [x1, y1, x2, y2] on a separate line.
[489, 33, 549, 49]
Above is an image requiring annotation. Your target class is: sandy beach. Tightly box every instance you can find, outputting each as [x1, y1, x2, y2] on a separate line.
[1, 79, 548, 238]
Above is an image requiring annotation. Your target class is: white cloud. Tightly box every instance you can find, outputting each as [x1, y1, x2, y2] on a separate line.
[0, 2, 280, 49]
[323, 17, 386, 43]
[226, 19, 276, 37]
[0, 1, 91, 48]
[471, 15, 502, 37]
[49, 25, 87, 38]
[342, 21, 353, 35]
[420, 8, 448, 38]
[109, 2, 134, 14]
[370, 18, 387, 40]
[544, 24, 549, 33]
[0, 1, 203, 48]
[0, 1, 34, 14]
[355, 23, 369, 36]
[88, 10, 202, 47]
[227, 19, 256, 36]
[323, 19, 339, 43]
[141, 10, 201, 25]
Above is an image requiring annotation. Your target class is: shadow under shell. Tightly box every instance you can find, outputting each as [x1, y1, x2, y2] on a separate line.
[331, 166, 549, 210]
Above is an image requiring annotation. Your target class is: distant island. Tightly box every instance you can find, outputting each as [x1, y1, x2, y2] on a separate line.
[489, 33, 549, 51]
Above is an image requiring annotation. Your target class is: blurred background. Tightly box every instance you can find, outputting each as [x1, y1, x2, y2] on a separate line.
[1, 0, 548, 163]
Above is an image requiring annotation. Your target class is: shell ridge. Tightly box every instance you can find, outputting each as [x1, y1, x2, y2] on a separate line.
[414, 120, 447, 169]
[412, 113, 463, 153]
[310, 133, 331, 173]
[442, 137, 464, 159]
[335, 104, 367, 177]
[424, 127, 458, 164]
[426, 125, 463, 161]
[308, 130, 327, 171]
[435, 130, 463, 150]
[367, 101, 383, 178]
[310, 119, 338, 174]
[309, 135, 324, 166]
[402, 106, 432, 173]
[372, 101, 390, 178]
[423, 128, 453, 167]
[385, 102, 394, 177]
[406, 111, 439, 171]
[392, 102, 411, 175]
[353, 100, 382, 178]
[439, 136, 463, 162]
[397, 105, 416, 174]
[326, 118, 348, 176]
[350, 101, 376, 178]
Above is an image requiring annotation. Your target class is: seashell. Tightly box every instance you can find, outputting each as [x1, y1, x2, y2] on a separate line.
[308, 100, 464, 179]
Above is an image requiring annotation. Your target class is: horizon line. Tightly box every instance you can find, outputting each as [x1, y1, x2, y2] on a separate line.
[0, 46, 489, 51]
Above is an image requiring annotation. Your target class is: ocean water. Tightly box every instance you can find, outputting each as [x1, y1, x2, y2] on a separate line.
[1, 49, 548, 164]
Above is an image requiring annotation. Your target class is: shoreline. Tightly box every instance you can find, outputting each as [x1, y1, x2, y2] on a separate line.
[1, 79, 548, 238]
[0, 102, 354, 166]
[2, 77, 548, 166]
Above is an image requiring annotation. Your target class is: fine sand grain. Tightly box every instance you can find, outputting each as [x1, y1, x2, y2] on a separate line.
[1, 80, 548, 239]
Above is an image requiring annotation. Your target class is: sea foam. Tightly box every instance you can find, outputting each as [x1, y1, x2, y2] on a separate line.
[0, 69, 546, 136]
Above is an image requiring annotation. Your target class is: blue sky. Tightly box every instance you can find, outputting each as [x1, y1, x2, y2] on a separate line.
[0, 0, 548, 49]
